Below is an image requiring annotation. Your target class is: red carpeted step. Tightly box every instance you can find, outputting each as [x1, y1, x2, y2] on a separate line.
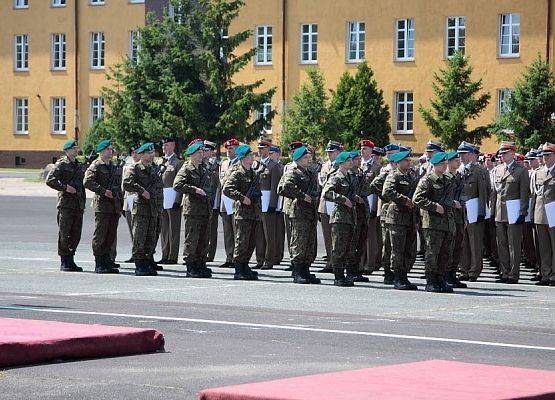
[0, 317, 164, 368]
[199, 360, 555, 400]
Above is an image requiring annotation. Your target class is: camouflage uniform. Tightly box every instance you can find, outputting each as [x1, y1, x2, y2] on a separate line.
[348, 168, 371, 276]
[446, 171, 465, 278]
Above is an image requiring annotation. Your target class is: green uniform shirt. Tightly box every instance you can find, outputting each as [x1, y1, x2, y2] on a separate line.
[322, 170, 356, 225]
[278, 163, 319, 221]
[222, 164, 262, 221]
[46, 155, 87, 211]
[122, 162, 164, 217]
[84, 157, 123, 214]
[413, 172, 455, 232]
[381, 168, 418, 227]
[173, 161, 213, 217]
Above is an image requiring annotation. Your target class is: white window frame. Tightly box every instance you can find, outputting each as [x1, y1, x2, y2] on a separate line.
[395, 92, 414, 134]
[497, 89, 513, 117]
[256, 103, 272, 133]
[14, 98, 29, 135]
[347, 21, 365, 63]
[395, 18, 415, 61]
[445, 16, 465, 58]
[90, 32, 105, 70]
[128, 0, 145, 3]
[129, 31, 140, 63]
[499, 13, 520, 58]
[300, 23, 318, 64]
[14, 0, 29, 9]
[52, 0, 66, 7]
[255, 25, 273, 66]
[14, 34, 29, 71]
[51, 33, 66, 70]
[90, 97, 105, 125]
[90, 0, 105, 5]
[51, 97, 66, 135]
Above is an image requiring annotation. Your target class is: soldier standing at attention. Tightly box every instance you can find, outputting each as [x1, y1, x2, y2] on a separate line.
[173, 141, 213, 279]
[382, 150, 418, 290]
[492, 142, 531, 284]
[278, 146, 321, 284]
[222, 145, 261, 281]
[282, 141, 305, 259]
[203, 140, 220, 263]
[84, 139, 122, 274]
[46, 139, 86, 272]
[122, 145, 140, 263]
[123, 143, 164, 276]
[270, 145, 286, 264]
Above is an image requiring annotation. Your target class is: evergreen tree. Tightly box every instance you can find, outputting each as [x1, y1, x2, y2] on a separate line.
[419, 52, 491, 149]
[496, 56, 555, 149]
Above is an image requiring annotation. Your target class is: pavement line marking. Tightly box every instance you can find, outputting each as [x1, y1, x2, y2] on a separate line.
[2, 305, 554, 352]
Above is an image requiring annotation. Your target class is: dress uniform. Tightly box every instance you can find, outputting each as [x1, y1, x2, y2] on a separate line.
[122, 145, 141, 262]
[530, 143, 555, 286]
[173, 141, 213, 278]
[84, 140, 122, 274]
[282, 141, 305, 258]
[123, 143, 164, 276]
[222, 145, 261, 281]
[483, 153, 499, 271]
[382, 150, 418, 290]
[46, 139, 86, 272]
[277, 146, 321, 284]
[492, 142, 531, 283]
[522, 150, 541, 270]
[159, 137, 184, 265]
[203, 140, 220, 262]
[218, 139, 240, 268]
[270, 146, 286, 264]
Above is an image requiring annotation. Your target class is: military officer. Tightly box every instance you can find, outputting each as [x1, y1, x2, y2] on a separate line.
[84, 139, 122, 274]
[173, 141, 213, 278]
[203, 140, 220, 262]
[381, 150, 418, 290]
[123, 143, 164, 276]
[122, 145, 140, 263]
[282, 141, 305, 257]
[222, 145, 261, 281]
[483, 153, 499, 272]
[46, 139, 87, 272]
[278, 146, 321, 284]
[492, 142, 531, 284]
[522, 150, 541, 271]
[270, 145, 286, 264]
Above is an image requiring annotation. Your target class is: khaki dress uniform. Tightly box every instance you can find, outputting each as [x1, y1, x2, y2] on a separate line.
[160, 153, 184, 263]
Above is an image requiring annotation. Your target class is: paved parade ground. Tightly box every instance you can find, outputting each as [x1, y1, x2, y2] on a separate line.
[1, 193, 554, 399]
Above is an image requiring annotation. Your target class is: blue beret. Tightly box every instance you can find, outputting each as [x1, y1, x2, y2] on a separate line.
[235, 144, 252, 160]
[430, 152, 448, 165]
[269, 145, 281, 153]
[426, 141, 444, 152]
[388, 150, 411, 163]
[384, 143, 400, 153]
[186, 141, 204, 155]
[63, 139, 77, 151]
[96, 139, 112, 153]
[292, 146, 309, 162]
[349, 150, 361, 159]
[137, 142, 155, 154]
[334, 151, 351, 166]
[446, 151, 459, 161]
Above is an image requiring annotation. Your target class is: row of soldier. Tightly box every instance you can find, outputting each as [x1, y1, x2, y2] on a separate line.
[46, 136, 555, 291]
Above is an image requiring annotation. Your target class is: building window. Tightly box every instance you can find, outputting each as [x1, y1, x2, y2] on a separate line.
[14, 0, 29, 9]
[446, 17, 465, 57]
[14, 34, 29, 71]
[497, 89, 512, 116]
[14, 98, 29, 135]
[347, 21, 365, 62]
[52, 0, 66, 6]
[90, 97, 105, 125]
[90, 32, 105, 69]
[300, 23, 318, 64]
[499, 13, 520, 57]
[395, 92, 413, 134]
[52, 97, 66, 134]
[396, 18, 414, 61]
[255, 25, 273, 65]
[128, 0, 145, 3]
[129, 31, 140, 63]
[90, 0, 105, 5]
[256, 103, 272, 132]
[51, 33, 66, 70]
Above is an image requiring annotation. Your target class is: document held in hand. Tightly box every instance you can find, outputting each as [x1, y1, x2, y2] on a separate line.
[506, 199, 521, 224]
[325, 201, 336, 216]
[465, 197, 479, 224]
[163, 188, 177, 209]
[367, 194, 378, 212]
[545, 201, 555, 228]
[222, 194, 234, 215]
[261, 190, 271, 212]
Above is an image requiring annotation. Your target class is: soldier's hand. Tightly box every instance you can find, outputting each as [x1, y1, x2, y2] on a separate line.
[65, 185, 77, 194]
[453, 200, 461, 209]
[404, 197, 413, 208]
[242, 196, 252, 206]
[304, 194, 312, 203]
[196, 188, 206, 196]
[166, 165, 174, 172]
[354, 195, 364, 204]
[142, 190, 151, 200]
[436, 204, 445, 214]
[105, 190, 114, 199]
[344, 199, 353, 208]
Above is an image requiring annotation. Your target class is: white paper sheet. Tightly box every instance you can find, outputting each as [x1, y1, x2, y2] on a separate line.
[325, 201, 336, 216]
[367, 194, 378, 212]
[261, 190, 271, 213]
[465, 197, 479, 224]
[125, 195, 134, 211]
[525, 198, 533, 223]
[545, 201, 555, 228]
[485, 206, 491, 219]
[276, 196, 283, 212]
[222, 194, 234, 216]
[163, 187, 177, 209]
[506, 199, 521, 224]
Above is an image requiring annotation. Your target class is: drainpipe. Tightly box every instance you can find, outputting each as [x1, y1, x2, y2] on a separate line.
[74, 0, 80, 141]
[281, 0, 287, 108]
[547, 0, 552, 63]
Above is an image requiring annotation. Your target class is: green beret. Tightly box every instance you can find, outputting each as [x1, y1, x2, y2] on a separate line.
[430, 151, 448, 165]
[186, 141, 204, 155]
[446, 151, 459, 161]
[388, 150, 411, 163]
[292, 146, 308, 162]
[235, 144, 252, 160]
[137, 142, 155, 154]
[350, 151, 360, 159]
[334, 151, 351, 166]
[63, 139, 77, 151]
[96, 139, 112, 153]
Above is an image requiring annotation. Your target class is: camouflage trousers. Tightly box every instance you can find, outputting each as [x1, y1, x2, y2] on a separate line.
[423, 228, 453, 275]
[380, 221, 392, 273]
[233, 219, 257, 263]
[182, 214, 209, 263]
[132, 214, 158, 260]
[289, 218, 317, 264]
[351, 206, 368, 269]
[388, 224, 417, 273]
[331, 223, 355, 268]
[57, 208, 83, 256]
[449, 222, 464, 273]
[92, 212, 120, 257]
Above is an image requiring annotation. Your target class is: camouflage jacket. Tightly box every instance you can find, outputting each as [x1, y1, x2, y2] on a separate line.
[350, 168, 372, 220]
[222, 164, 262, 221]
[45, 156, 86, 211]
[122, 162, 164, 217]
[323, 170, 356, 225]
[84, 157, 123, 214]
[382, 168, 418, 227]
[173, 161, 212, 217]
[413, 172, 455, 232]
[446, 170, 464, 225]
[278, 163, 319, 221]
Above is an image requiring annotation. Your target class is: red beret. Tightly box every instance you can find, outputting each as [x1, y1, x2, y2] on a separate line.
[224, 138, 240, 148]
[288, 141, 304, 151]
[360, 140, 375, 148]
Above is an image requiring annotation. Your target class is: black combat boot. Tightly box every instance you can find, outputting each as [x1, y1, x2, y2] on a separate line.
[95, 255, 117, 274]
[197, 261, 212, 278]
[243, 263, 259, 280]
[152, 258, 163, 271]
[108, 258, 120, 270]
[67, 255, 83, 272]
[185, 263, 204, 278]
[401, 271, 418, 290]
[438, 274, 453, 293]
[383, 267, 395, 285]
[425, 273, 442, 293]
[319, 266, 333, 273]
[219, 261, 233, 268]
[346, 265, 369, 283]
[333, 267, 354, 287]
[305, 264, 321, 284]
[292, 263, 309, 284]
[446, 271, 467, 288]
[393, 271, 410, 290]
[135, 260, 152, 276]
[60, 255, 71, 272]
[233, 263, 250, 280]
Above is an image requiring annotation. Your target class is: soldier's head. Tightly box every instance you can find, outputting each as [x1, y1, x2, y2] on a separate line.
[389, 150, 411, 172]
[224, 138, 239, 159]
[525, 151, 541, 170]
[425, 141, 444, 160]
[186, 142, 205, 164]
[269, 145, 281, 162]
[541, 143, 555, 168]
[350, 151, 361, 169]
[360, 140, 375, 161]
[96, 139, 113, 162]
[292, 146, 310, 168]
[137, 143, 155, 165]
[446, 151, 460, 172]
[457, 142, 477, 165]
[325, 141, 342, 162]
[430, 152, 448, 175]
[384, 143, 400, 160]
[236, 145, 254, 169]
[497, 142, 517, 164]
[484, 154, 495, 170]
[130, 144, 141, 163]
[257, 139, 272, 158]
[334, 151, 352, 172]
[203, 141, 217, 160]
[161, 137, 176, 156]
[63, 139, 79, 159]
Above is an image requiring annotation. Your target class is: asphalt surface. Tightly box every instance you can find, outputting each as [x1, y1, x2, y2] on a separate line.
[0, 196, 554, 400]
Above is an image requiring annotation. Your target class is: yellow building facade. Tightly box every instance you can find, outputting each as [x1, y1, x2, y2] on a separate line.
[1, 0, 553, 167]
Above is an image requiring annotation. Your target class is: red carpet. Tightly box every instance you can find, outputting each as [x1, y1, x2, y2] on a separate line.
[199, 360, 555, 400]
[0, 317, 164, 368]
